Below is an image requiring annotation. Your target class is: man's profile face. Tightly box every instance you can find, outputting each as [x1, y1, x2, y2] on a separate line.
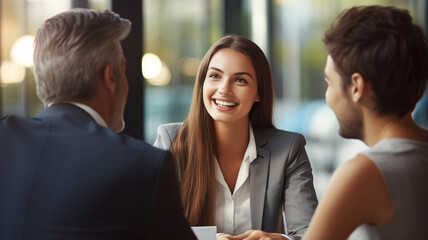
[110, 52, 129, 133]
[324, 55, 363, 140]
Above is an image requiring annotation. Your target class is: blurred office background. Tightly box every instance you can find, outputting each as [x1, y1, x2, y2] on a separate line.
[1, 0, 427, 198]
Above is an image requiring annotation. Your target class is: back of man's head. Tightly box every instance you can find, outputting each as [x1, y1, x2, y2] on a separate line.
[324, 5, 428, 117]
[33, 8, 131, 106]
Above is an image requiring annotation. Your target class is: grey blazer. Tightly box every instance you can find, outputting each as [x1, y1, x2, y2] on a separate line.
[154, 123, 318, 240]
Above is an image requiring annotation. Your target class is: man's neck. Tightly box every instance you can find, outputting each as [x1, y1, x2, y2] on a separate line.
[362, 112, 428, 146]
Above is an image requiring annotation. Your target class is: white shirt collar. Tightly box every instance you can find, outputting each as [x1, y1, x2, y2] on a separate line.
[245, 124, 258, 163]
[214, 124, 258, 187]
[48, 101, 108, 128]
[214, 124, 258, 186]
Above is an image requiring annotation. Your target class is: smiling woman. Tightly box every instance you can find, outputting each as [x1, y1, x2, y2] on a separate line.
[153, 35, 318, 240]
[203, 48, 260, 125]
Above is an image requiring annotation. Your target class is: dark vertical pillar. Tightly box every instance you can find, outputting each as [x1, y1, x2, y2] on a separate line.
[71, 0, 89, 8]
[425, 0, 428, 36]
[423, 1, 428, 94]
[223, 0, 249, 37]
[112, 0, 144, 140]
[0, 0, 2, 117]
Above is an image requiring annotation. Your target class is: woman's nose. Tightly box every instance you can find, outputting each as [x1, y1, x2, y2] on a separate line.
[218, 80, 231, 95]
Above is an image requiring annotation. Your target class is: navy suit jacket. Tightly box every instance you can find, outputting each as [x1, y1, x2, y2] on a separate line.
[0, 104, 196, 240]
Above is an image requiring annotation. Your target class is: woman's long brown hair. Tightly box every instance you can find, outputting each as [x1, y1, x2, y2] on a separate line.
[172, 35, 274, 226]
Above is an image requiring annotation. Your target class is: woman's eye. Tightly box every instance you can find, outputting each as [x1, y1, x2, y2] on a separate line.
[209, 73, 220, 78]
[235, 78, 247, 83]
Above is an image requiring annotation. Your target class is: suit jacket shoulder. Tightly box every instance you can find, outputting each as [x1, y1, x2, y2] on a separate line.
[255, 127, 306, 148]
[0, 105, 195, 240]
[256, 128, 307, 165]
[153, 122, 183, 150]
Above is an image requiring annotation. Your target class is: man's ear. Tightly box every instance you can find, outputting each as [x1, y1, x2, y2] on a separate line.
[101, 64, 116, 93]
[350, 72, 365, 103]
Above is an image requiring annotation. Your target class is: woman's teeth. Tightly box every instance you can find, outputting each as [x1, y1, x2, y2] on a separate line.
[215, 99, 237, 108]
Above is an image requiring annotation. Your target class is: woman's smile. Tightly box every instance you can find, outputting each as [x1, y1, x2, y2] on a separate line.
[213, 98, 238, 111]
[203, 48, 260, 124]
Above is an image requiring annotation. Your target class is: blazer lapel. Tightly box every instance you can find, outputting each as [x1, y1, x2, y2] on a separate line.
[250, 129, 271, 230]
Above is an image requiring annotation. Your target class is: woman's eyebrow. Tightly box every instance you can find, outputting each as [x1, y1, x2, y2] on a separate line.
[208, 67, 223, 73]
[208, 67, 253, 79]
[234, 72, 253, 79]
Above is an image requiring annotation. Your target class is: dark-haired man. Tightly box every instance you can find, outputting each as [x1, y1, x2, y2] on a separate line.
[304, 5, 428, 240]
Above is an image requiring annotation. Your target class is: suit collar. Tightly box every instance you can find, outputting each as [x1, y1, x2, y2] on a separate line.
[249, 128, 271, 230]
[58, 102, 107, 128]
[247, 124, 258, 163]
[36, 103, 109, 133]
[36, 103, 95, 124]
[43, 102, 108, 128]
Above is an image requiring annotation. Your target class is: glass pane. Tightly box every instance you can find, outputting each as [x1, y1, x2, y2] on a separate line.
[143, 0, 222, 143]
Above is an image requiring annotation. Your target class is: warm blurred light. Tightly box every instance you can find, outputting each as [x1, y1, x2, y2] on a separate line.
[146, 62, 171, 86]
[181, 57, 200, 77]
[276, 0, 296, 4]
[142, 53, 162, 79]
[11, 35, 35, 67]
[251, 0, 268, 54]
[0, 61, 26, 84]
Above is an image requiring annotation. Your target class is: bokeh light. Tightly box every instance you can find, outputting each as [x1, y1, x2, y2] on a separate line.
[11, 35, 35, 67]
[146, 62, 171, 86]
[142, 53, 162, 79]
[142, 53, 171, 86]
[0, 60, 26, 84]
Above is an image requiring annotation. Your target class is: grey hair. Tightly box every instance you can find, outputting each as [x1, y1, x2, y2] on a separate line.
[33, 8, 131, 105]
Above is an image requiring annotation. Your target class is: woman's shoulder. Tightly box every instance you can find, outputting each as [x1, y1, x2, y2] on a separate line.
[269, 127, 304, 137]
[255, 127, 306, 146]
[154, 122, 183, 150]
[157, 122, 183, 133]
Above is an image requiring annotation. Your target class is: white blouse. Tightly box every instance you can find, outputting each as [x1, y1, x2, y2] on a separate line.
[214, 125, 257, 235]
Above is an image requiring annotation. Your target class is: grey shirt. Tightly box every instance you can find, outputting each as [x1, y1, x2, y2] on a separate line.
[349, 138, 428, 240]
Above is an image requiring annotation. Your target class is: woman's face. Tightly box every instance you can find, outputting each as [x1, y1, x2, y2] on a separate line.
[203, 48, 260, 125]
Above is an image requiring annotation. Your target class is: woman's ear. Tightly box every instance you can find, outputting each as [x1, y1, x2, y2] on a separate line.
[255, 93, 261, 102]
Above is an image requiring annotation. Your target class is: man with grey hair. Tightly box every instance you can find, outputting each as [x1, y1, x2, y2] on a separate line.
[0, 9, 196, 240]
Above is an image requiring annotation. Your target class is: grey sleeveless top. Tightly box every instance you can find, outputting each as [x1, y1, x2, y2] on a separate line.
[349, 138, 428, 240]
